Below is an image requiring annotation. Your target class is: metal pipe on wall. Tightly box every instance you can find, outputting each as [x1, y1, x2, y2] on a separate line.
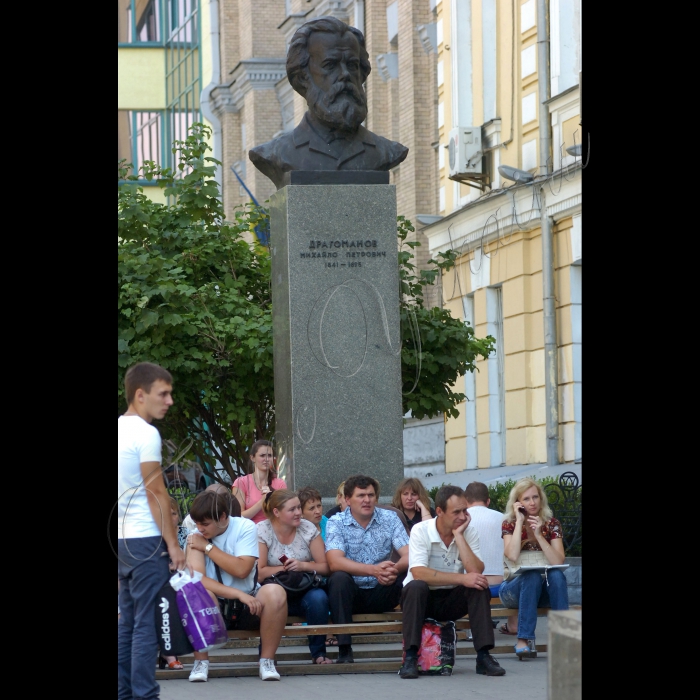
[199, 0, 223, 189]
[537, 0, 560, 466]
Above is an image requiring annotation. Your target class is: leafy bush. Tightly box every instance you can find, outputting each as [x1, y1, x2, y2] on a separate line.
[167, 486, 197, 519]
[427, 483, 448, 502]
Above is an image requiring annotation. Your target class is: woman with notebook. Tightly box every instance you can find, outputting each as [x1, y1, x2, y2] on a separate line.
[498, 478, 569, 660]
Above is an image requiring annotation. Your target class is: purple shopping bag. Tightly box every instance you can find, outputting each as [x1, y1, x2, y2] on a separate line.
[169, 569, 228, 652]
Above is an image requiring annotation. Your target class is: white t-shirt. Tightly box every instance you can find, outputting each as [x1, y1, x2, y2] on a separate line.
[206, 517, 259, 594]
[117, 415, 163, 539]
[404, 518, 482, 590]
[467, 505, 506, 576]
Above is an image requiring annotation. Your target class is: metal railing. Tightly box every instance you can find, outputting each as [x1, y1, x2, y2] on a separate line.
[544, 471, 582, 557]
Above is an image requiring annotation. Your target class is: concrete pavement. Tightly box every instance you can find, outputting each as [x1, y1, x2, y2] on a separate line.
[157, 617, 552, 700]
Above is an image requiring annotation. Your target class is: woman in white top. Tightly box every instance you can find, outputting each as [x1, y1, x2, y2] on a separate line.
[257, 489, 332, 664]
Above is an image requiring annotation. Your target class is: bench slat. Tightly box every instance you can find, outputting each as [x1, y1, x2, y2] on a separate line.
[229, 605, 580, 639]
[227, 621, 403, 639]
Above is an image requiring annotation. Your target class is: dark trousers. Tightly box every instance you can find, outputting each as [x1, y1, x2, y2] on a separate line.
[401, 580, 495, 652]
[327, 571, 405, 646]
[118, 536, 170, 700]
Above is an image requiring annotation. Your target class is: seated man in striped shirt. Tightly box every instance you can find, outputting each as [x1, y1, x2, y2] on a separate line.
[398, 485, 505, 679]
[325, 474, 410, 664]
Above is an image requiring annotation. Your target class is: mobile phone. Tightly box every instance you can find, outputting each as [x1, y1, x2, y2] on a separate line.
[518, 507, 527, 516]
[279, 555, 288, 564]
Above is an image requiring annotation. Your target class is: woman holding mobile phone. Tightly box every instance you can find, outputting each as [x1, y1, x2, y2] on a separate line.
[499, 478, 569, 659]
[257, 490, 333, 664]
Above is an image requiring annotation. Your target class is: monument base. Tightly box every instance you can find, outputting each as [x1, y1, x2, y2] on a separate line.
[548, 609, 582, 700]
[270, 184, 404, 497]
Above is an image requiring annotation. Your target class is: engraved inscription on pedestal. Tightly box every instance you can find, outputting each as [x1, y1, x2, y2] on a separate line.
[270, 184, 404, 496]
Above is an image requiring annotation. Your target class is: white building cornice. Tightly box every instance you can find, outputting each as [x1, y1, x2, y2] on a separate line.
[226, 58, 287, 111]
[278, 11, 314, 46]
[423, 166, 582, 256]
[209, 83, 239, 118]
[313, 0, 354, 23]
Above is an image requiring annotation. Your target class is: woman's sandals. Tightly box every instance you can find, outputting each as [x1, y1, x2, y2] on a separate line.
[313, 656, 334, 664]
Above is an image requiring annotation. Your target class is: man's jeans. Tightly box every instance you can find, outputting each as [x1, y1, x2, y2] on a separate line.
[287, 586, 331, 659]
[499, 569, 569, 640]
[118, 536, 170, 700]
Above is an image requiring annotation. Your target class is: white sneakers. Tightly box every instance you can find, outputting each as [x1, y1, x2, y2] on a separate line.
[189, 657, 279, 682]
[189, 659, 209, 682]
[259, 658, 280, 681]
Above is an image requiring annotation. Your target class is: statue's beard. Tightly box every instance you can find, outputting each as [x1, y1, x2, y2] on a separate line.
[306, 80, 368, 133]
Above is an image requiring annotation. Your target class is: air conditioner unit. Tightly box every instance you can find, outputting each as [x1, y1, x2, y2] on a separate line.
[447, 126, 482, 180]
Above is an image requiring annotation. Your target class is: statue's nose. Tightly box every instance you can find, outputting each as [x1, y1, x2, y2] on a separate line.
[338, 62, 351, 80]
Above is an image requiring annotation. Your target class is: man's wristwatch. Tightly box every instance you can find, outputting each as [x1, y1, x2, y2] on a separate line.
[205, 543, 214, 554]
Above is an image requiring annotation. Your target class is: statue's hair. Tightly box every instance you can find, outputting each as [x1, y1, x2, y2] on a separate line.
[286, 16, 371, 97]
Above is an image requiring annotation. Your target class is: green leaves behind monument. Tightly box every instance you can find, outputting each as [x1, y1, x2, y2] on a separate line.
[118, 124, 495, 482]
[118, 124, 273, 482]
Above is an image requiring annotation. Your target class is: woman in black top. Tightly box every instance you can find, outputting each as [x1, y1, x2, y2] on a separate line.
[324, 480, 347, 519]
[391, 477, 435, 531]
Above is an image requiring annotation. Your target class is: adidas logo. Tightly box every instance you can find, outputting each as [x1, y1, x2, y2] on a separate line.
[159, 597, 169, 614]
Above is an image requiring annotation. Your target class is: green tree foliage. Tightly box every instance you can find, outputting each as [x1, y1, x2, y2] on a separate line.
[119, 124, 495, 482]
[118, 124, 273, 482]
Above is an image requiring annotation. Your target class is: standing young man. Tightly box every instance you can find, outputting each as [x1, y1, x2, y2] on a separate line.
[118, 362, 185, 700]
[398, 485, 505, 679]
[325, 474, 410, 663]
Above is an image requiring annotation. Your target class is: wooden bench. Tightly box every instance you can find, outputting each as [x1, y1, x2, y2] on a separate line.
[156, 599, 581, 679]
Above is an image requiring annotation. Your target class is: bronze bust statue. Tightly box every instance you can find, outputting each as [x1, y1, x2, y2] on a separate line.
[249, 16, 408, 190]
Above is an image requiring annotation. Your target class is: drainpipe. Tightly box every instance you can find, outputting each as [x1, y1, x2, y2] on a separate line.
[537, 0, 559, 466]
[354, 0, 365, 34]
[199, 0, 223, 189]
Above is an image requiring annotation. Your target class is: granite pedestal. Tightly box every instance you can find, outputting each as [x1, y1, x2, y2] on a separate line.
[269, 182, 403, 496]
[547, 609, 582, 700]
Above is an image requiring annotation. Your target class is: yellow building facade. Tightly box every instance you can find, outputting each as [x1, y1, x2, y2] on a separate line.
[423, 0, 582, 471]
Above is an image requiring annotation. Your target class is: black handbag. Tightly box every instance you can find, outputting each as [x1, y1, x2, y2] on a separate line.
[154, 580, 195, 656]
[212, 560, 252, 630]
[260, 570, 323, 598]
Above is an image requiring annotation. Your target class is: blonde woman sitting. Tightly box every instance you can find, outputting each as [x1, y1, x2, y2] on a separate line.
[258, 489, 333, 664]
[499, 478, 569, 659]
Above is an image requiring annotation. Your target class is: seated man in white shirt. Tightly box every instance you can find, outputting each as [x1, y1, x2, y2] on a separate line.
[185, 490, 286, 682]
[465, 481, 517, 635]
[398, 485, 505, 679]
